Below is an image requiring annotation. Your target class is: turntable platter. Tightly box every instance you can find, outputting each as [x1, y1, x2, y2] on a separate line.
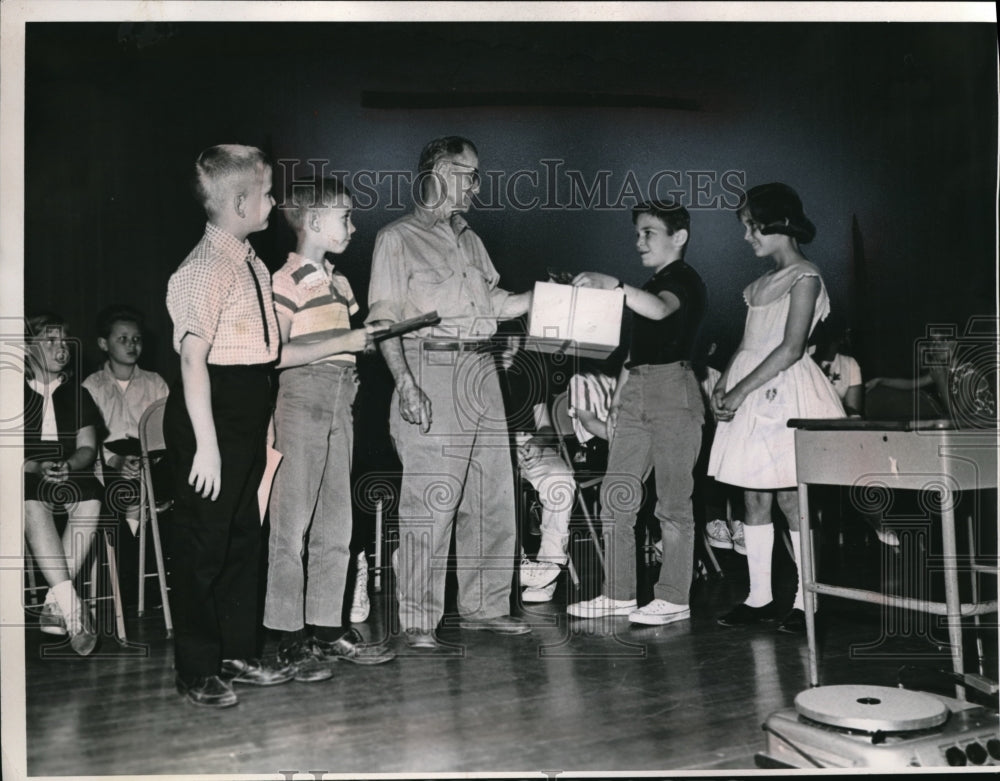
[795, 685, 950, 732]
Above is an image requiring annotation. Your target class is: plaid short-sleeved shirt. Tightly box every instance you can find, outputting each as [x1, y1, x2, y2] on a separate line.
[271, 253, 360, 366]
[166, 223, 279, 365]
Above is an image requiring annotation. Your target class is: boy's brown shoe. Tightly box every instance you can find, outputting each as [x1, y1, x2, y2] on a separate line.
[313, 628, 396, 665]
[220, 657, 296, 685]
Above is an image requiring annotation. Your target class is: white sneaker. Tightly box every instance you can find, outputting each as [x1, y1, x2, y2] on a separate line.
[705, 519, 734, 550]
[350, 552, 370, 623]
[39, 593, 67, 636]
[731, 520, 746, 555]
[566, 594, 637, 618]
[522, 581, 557, 603]
[876, 527, 900, 547]
[628, 599, 691, 626]
[520, 559, 560, 589]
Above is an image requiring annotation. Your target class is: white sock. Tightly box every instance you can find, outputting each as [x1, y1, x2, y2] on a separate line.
[125, 510, 140, 536]
[743, 523, 774, 607]
[789, 531, 812, 612]
[536, 533, 569, 565]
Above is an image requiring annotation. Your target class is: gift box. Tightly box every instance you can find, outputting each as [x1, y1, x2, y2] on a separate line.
[525, 281, 624, 359]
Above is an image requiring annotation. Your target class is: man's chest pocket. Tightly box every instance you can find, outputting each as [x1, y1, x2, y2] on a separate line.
[409, 266, 457, 310]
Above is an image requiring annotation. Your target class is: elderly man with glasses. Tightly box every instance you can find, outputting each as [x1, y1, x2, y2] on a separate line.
[367, 136, 533, 650]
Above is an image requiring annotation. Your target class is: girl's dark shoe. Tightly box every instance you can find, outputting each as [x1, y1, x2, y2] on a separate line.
[776, 608, 808, 634]
[717, 601, 781, 627]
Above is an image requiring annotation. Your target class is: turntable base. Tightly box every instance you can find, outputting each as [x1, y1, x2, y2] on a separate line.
[757, 686, 1000, 769]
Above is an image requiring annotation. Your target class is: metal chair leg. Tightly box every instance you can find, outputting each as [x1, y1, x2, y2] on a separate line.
[137, 468, 148, 616]
[575, 486, 605, 570]
[103, 529, 127, 643]
[148, 505, 173, 637]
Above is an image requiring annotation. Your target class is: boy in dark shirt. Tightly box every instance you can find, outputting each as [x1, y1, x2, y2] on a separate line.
[570, 200, 706, 624]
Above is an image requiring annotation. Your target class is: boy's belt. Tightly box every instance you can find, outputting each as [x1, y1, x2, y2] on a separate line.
[626, 359, 691, 371]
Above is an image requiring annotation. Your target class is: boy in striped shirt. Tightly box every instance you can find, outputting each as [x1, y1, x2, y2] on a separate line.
[264, 175, 394, 678]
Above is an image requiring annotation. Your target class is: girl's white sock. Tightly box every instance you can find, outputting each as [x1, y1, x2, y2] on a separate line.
[743, 523, 774, 607]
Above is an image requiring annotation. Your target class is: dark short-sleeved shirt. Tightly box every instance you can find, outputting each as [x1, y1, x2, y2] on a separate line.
[24, 377, 102, 461]
[628, 260, 706, 367]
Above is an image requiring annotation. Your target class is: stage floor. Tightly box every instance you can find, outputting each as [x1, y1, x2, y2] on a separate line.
[17, 526, 999, 776]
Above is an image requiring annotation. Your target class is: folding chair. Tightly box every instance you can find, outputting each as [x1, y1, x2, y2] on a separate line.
[87, 519, 127, 643]
[549, 391, 605, 570]
[24, 555, 45, 607]
[137, 397, 174, 636]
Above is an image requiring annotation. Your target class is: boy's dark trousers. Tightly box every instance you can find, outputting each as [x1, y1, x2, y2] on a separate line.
[163, 364, 273, 679]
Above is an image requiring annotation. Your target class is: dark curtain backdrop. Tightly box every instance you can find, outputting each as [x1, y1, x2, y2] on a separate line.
[24, 22, 998, 394]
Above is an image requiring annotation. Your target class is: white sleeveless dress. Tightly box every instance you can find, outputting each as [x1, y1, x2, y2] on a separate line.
[708, 263, 845, 489]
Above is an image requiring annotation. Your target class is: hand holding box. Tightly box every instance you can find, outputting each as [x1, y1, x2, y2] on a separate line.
[526, 281, 624, 359]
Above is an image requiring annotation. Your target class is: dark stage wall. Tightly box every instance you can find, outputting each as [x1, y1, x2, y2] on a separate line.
[24, 22, 999, 389]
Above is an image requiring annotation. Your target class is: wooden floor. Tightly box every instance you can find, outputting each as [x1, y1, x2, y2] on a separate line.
[16, 530, 999, 777]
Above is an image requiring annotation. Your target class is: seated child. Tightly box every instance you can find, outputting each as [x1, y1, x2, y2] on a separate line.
[567, 357, 618, 473]
[83, 305, 170, 536]
[23, 312, 102, 656]
[498, 333, 576, 603]
[810, 313, 863, 417]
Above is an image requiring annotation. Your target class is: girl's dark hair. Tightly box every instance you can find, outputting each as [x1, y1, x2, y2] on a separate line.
[738, 182, 816, 244]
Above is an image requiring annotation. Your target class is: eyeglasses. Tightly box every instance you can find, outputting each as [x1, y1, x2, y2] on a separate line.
[446, 159, 481, 187]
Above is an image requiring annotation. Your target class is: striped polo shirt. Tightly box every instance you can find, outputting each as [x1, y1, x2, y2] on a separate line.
[271, 253, 359, 366]
[568, 371, 617, 444]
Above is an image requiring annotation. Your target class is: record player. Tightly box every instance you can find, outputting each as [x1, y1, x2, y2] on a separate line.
[756, 684, 1000, 769]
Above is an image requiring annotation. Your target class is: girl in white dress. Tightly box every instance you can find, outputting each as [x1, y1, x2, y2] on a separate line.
[708, 183, 844, 633]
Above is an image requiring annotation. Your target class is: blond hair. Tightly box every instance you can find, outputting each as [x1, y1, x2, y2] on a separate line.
[192, 144, 270, 217]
